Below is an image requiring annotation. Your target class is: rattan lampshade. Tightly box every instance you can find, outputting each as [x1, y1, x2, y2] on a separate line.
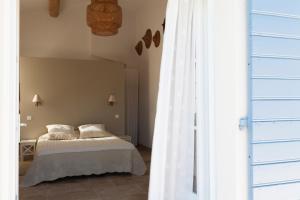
[87, 0, 122, 36]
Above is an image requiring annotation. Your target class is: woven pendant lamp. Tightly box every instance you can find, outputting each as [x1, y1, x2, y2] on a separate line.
[87, 0, 122, 36]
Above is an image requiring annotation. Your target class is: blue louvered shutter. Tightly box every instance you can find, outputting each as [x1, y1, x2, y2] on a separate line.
[249, 0, 300, 199]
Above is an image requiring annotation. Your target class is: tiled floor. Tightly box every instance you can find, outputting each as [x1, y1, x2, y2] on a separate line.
[19, 146, 151, 200]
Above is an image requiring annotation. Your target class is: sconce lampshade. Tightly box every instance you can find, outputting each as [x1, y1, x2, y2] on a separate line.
[87, 0, 122, 36]
[108, 94, 116, 106]
[32, 94, 41, 106]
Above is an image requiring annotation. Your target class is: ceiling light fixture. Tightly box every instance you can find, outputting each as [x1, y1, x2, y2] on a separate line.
[87, 0, 122, 36]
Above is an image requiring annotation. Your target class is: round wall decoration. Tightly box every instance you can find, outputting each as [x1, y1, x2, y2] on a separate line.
[87, 0, 122, 36]
[142, 29, 153, 49]
[153, 31, 161, 47]
[162, 18, 166, 33]
[135, 41, 143, 56]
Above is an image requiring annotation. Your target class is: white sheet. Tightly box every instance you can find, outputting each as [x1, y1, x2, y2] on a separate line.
[37, 135, 135, 156]
[21, 134, 146, 187]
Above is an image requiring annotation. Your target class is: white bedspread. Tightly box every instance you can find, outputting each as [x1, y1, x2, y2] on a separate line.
[21, 135, 146, 187]
[37, 136, 135, 156]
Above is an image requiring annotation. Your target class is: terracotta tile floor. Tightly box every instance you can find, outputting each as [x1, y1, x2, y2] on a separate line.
[19, 146, 151, 200]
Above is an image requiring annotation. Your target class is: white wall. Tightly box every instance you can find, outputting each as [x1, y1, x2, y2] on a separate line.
[212, 0, 248, 199]
[134, 0, 167, 147]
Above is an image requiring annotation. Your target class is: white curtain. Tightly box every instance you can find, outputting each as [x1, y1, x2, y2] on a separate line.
[148, 0, 199, 199]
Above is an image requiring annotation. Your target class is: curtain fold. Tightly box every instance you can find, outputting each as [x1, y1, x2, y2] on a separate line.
[148, 0, 197, 199]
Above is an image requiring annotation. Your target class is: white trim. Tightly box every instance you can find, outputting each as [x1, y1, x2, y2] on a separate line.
[206, 0, 217, 198]
[0, 0, 19, 199]
[234, 0, 249, 199]
[211, 0, 248, 199]
[195, 0, 216, 199]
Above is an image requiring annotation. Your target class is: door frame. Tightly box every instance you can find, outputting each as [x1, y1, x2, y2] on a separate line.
[0, 0, 249, 199]
[0, 0, 19, 199]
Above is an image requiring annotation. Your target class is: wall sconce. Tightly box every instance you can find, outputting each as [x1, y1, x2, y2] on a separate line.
[108, 94, 116, 106]
[32, 94, 42, 107]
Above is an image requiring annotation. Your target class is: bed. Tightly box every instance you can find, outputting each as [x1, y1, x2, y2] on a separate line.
[21, 134, 146, 187]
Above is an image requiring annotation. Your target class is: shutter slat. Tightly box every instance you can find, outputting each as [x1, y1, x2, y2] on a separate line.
[249, 0, 300, 199]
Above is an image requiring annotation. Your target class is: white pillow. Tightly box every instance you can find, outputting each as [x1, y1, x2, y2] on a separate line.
[78, 124, 112, 139]
[46, 124, 75, 134]
[78, 124, 106, 131]
[39, 132, 77, 140]
[49, 132, 77, 140]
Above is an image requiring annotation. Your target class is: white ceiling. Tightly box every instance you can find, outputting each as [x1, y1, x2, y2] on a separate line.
[20, 0, 144, 13]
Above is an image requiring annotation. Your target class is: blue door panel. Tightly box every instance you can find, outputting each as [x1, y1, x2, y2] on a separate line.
[252, 15, 300, 36]
[253, 162, 300, 185]
[249, 0, 300, 199]
[252, 58, 300, 77]
[253, 141, 300, 164]
[253, 0, 300, 15]
[253, 37, 300, 57]
[253, 101, 300, 119]
[253, 122, 300, 142]
[253, 183, 300, 200]
[253, 80, 300, 98]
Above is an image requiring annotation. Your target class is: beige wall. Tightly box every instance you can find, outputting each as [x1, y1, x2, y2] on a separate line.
[134, 0, 167, 147]
[20, 0, 92, 60]
[20, 57, 125, 140]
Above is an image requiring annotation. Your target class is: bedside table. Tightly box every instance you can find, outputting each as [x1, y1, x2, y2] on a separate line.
[119, 135, 132, 143]
[20, 139, 37, 162]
